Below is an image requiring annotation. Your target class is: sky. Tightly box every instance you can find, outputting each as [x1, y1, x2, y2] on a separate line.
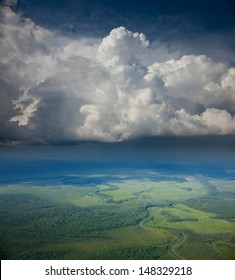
[0, 0, 235, 145]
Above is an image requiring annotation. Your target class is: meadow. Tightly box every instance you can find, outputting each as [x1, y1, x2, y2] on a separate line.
[0, 158, 235, 260]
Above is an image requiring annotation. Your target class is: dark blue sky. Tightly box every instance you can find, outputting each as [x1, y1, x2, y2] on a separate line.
[16, 0, 235, 36]
[18, 0, 235, 21]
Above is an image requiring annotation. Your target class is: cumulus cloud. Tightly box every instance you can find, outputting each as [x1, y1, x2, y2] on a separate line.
[0, 5, 235, 144]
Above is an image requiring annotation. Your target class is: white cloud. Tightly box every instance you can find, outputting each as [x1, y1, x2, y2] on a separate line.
[97, 26, 149, 69]
[2, 0, 17, 7]
[148, 55, 225, 90]
[0, 5, 235, 143]
[221, 68, 235, 91]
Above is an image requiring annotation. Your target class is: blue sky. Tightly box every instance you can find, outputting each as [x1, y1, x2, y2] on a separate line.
[0, 0, 235, 145]
[16, 0, 235, 34]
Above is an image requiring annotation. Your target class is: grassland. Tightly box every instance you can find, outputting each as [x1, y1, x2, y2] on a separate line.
[213, 242, 235, 259]
[100, 177, 206, 202]
[0, 173, 235, 260]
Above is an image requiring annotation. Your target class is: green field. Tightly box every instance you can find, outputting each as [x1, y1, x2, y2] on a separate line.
[0, 174, 235, 259]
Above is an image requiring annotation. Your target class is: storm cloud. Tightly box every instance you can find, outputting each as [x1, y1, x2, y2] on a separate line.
[1, 4, 235, 144]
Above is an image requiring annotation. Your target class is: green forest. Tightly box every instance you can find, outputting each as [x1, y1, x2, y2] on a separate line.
[0, 174, 235, 260]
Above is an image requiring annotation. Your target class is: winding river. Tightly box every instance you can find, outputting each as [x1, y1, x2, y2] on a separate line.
[168, 231, 185, 260]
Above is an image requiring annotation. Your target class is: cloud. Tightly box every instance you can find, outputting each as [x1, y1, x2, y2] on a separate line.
[2, 0, 17, 7]
[0, 5, 235, 144]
